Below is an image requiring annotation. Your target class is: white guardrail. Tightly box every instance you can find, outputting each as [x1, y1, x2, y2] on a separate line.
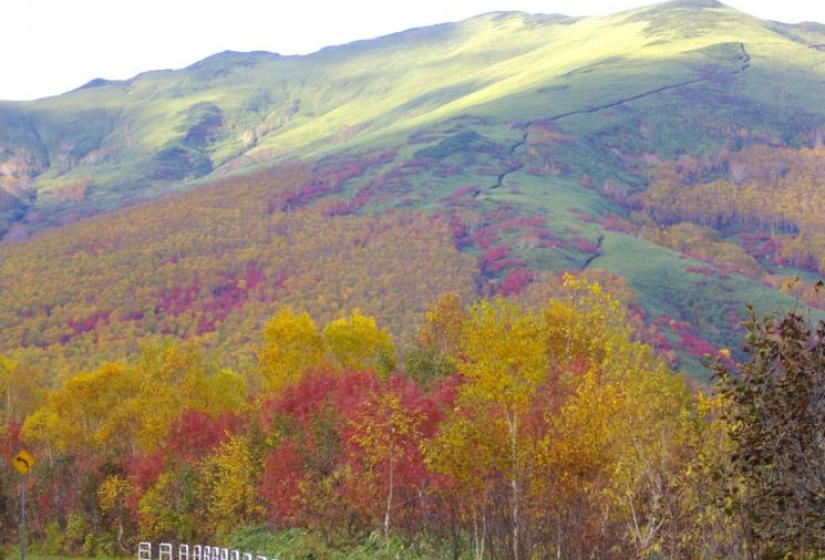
[137, 542, 279, 560]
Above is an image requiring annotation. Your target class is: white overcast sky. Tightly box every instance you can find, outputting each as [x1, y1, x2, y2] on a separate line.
[2, 0, 823, 101]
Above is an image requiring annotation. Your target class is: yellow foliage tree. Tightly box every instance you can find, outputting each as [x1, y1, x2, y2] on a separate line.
[23, 343, 247, 455]
[407, 293, 467, 387]
[424, 398, 502, 560]
[138, 470, 198, 541]
[258, 307, 324, 391]
[323, 310, 396, 375]
[198, 435, 263, 538]
[350, 391, 422, 538]
[0, 354, 46, 425]
[535, 276, 698, 558]
[23, 362, 137, 455]
[459, 298, 548, 560]
[98, 474, 133, 552]
[415, 292, 466, 358]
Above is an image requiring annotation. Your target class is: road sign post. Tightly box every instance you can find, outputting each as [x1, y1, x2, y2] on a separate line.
[20, 479, 26, 560]
[12, 449, 34, 560]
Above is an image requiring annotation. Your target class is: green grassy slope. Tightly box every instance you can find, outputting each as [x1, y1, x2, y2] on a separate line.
[1, 0, 821, 231]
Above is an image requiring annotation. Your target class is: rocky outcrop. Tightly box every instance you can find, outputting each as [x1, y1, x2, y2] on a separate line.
[0, 148, 46, 195]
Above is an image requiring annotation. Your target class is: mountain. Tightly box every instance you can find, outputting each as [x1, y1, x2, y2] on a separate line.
[4, 0, 823, 235]
[1, 0, 824, 377]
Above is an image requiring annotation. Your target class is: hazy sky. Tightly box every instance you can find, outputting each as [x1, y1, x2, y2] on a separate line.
[2, 0, 823, 101]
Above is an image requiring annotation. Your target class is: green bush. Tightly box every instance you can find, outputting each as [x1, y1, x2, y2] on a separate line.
[227, 527, 461, 560]
[34, 522, 65, 555]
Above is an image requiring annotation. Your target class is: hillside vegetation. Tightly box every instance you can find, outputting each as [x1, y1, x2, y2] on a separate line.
[1, 1, 824, 375]
[3, 279, 823, 558]
[0, 161, 476, 376]
[1, 1, 825, 557]
[2, 0, 823, 234]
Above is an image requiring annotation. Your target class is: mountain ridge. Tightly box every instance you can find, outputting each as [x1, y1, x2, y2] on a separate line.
[7, 1, 824, 104]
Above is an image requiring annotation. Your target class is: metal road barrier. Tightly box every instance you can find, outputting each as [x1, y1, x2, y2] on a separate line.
[138, 542, 276, 560]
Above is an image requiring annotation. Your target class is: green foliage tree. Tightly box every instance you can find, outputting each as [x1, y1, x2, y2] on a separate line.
[713, 309, 825, 558]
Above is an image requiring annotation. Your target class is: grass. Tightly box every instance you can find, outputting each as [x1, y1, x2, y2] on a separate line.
[2, 557, 123, 560]
[228, 527, 460, 560]
[0, 529, 460, 560]
[5, 1, 818, 202]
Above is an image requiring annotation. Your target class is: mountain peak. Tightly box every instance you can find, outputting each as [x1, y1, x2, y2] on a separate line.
[663, 0, 724, 8]
[186, 50, 281, 71]
[74, 77, 121, 91]
[626, 0, 728, 17]
[622, 0, 740, 36]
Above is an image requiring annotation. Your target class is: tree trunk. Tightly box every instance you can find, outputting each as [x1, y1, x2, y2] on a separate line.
[117, 518, 126, 554]
[509, 413, 520, 560]
[472, 504, 488, 560]
[384, 457, 394, 539]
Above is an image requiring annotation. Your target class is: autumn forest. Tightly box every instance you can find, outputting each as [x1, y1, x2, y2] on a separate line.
[2, 0, 825, 559]
[2, 275, 822, 559]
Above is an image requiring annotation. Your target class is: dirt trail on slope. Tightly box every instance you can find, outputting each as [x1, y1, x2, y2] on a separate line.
[580, 234, 605, 270]
[490, 129, 530, 189]
[484, 43, 752, 192]
[545, 42, 751, 124]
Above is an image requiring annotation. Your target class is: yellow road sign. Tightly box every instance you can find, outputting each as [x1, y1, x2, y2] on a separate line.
[12, 449, 34, 475]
